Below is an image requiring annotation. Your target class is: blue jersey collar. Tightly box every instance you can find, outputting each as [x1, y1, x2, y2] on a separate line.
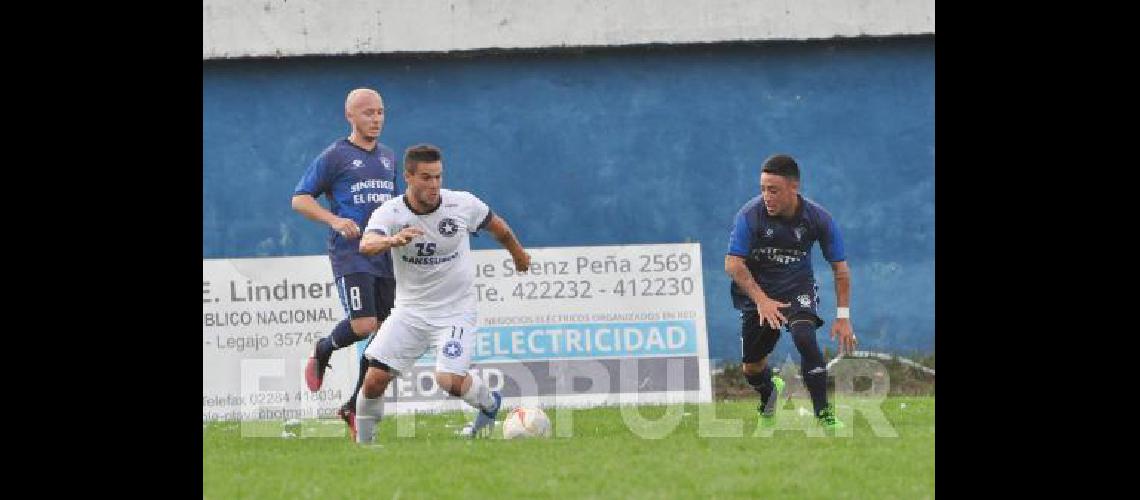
[342, 137, 378, 154]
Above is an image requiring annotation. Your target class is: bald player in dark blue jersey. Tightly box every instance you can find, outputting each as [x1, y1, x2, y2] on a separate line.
[725, 154, 857, 430]
[292, 88, 400, 440]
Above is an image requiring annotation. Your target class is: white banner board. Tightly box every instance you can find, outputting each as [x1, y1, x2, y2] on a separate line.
[203, 243, 711, 420]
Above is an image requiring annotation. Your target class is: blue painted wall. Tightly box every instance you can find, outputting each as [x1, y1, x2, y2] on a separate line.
[203, 37, 935, 365]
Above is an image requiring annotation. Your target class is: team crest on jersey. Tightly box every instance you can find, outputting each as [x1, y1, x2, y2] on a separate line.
[793, 226, 805, 241]
[381, 157, 393, 170]
[442, 340, 463, 359]
[764, 228, 774, 238]
[351, 159, 364, 169]
[438, 218, 459, 237]
[797, 294, 813, 308]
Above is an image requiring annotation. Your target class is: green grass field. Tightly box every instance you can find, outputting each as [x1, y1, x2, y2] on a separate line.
[204, 397, 933, 499]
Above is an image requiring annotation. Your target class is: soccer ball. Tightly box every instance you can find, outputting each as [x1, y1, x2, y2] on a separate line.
[502, 407, 552, 439]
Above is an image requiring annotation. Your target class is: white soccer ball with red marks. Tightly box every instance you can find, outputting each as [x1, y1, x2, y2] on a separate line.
[502, 407, 552, 439]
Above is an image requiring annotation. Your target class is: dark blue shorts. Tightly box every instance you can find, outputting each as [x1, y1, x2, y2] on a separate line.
[336, 273, 396, 321]
[739, 290, 823, 363]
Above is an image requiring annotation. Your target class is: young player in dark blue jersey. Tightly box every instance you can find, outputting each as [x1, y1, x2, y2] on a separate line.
[725, 154, 857, 430]
[291, 88, 400, 439]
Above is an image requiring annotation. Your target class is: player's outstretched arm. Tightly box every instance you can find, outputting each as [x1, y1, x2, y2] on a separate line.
[485, 214, 530, 272]
[359, 227, 424, 256]
[291, 194, 361, 239]
[725, 255, 788, 328]
[828, 260, 856, 354]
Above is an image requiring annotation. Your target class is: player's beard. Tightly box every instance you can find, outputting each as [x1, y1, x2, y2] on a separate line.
[413, 189, 439, 210]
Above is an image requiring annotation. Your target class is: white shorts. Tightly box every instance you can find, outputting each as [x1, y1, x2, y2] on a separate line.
[364, 307, 478, 376]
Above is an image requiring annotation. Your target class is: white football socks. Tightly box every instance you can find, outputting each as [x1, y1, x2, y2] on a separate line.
[355, 389, 384, 444]
[460, 373, 494, 412]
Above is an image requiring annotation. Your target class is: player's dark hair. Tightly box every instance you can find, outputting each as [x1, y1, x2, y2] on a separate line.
[404, 144, 442, 174]
[761, 154, 800, 181]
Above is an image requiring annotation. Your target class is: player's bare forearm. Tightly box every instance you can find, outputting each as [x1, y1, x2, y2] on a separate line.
[359, 227, 422, 256]
[359, 232, 394, 256]
[486, 215, 530, 270]
[828, 260, 856, 353]
[724, 255, 770, 305]
[291, 194, 338, 226]
[294, 194, 363, 238]
[830, 260, 851, 307]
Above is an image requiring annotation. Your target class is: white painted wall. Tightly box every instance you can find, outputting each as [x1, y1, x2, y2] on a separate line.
[204, 0, 934, 59]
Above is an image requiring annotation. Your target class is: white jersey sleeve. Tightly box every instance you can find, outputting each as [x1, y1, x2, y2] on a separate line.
[364, 198, 401, 236]
[455, 191, 492, 233]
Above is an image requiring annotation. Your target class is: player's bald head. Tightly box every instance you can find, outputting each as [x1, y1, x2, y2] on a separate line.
[345, 88, 382, 111]
[344, 88, 386, 142]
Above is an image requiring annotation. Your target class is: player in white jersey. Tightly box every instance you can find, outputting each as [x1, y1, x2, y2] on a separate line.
[355, 143, 531, 443]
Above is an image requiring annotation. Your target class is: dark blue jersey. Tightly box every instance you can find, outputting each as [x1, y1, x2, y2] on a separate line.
[727, 194, 845, 310]
[294, 139, 400, 278]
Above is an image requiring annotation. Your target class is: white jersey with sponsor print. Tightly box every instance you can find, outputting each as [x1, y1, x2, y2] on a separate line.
[364, 189, 492, 319]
